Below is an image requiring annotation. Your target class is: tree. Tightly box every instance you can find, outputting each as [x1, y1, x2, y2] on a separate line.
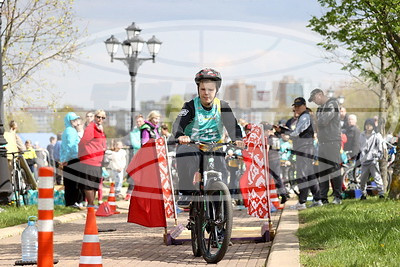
[2, 0, 85, 109]
[50, 105, 75, 134]
[308, 0, 400, 198]
[6, 111, 37, 132]
[165, 94, 184, 129]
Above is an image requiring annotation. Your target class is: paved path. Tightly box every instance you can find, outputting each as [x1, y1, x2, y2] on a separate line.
[0, 198, 286, 266]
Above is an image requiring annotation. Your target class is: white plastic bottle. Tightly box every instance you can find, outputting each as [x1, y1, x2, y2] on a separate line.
[21, 216, 38, 262]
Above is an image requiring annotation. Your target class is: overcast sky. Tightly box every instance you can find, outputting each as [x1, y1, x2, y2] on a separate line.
[37, 0, 351, 110]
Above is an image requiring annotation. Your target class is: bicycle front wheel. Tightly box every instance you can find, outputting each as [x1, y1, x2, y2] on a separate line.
[197, 181, 233, 263]
[190, 200, 202, 257]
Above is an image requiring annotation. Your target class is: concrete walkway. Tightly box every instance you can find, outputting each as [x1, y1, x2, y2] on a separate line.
[0, 193, 301, 266]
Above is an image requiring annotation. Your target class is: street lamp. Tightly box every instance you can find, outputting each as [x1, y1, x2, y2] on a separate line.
[337, 95, 345, 105]
[0, 0, 11, 203]
[326, 89, 334, 98]
[105, 22, 162, 131]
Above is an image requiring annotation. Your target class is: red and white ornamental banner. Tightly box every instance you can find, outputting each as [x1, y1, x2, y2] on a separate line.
[240, 124, 270, 219]
[155, 138, 176, 219]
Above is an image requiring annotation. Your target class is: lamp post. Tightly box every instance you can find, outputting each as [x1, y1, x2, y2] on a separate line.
[0, 0, 11, 203]
[104, 22, 162, 132]
[326, 89, 334, 98]
[337, 95, 345, 105]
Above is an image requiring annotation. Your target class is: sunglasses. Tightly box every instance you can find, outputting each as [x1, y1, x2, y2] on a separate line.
[96, 115, 106, 120]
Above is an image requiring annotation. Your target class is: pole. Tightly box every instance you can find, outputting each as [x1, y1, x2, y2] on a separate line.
[130, 74, 136, 132]
[0, 4, 11, 203]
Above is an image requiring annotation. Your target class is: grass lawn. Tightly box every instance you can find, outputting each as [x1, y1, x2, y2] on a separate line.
[298, 198, 400, 266]
[0, 205, 77, 229]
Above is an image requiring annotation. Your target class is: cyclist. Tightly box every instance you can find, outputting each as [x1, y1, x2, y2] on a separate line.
[171, 68, 244, 206]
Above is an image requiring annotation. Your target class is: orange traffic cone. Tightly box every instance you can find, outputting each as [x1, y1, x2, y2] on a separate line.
[95, 202, 113, 217]
[107, 183, 120, 214]
[269, 177, 282, 210]
[79, 207, 102, 267]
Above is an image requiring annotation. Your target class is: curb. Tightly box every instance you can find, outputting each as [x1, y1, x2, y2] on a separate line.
[0, 198, 130, 240]
[266, 198, 300, 267]
[0, 209, 87, 240]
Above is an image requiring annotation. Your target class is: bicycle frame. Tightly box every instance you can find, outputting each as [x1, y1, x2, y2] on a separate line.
[187, 141, 235, 263]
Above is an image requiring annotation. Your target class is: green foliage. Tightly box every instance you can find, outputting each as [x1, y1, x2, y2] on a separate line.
[0, 205, 76, 229]
[299, 198, 400, 266]
[6, 111, 38, 132]
[308, 0, 400, 81]
[165, 94, 184, 126]
[2, 0, 86, 109]
[50, 106, 76, 134]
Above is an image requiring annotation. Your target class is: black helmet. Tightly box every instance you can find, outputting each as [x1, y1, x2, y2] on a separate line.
[194, 68, 222, 89]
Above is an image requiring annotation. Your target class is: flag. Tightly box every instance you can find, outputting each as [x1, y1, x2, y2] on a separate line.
[239, 124, 270, 219]
[127, 140, 166, 227]
[154, 138, 176, 219]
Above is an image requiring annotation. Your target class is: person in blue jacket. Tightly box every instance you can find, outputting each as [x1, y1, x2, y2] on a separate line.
[60, 112, 84, 208]
[125, 114, 145, 201]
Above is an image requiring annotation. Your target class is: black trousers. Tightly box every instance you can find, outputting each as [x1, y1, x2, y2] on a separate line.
[318, 141, 342, 200]
[63, 159, 84, 206]
[268, 157, 287, 195]
[295, 145, 321, 204]
[176, 145, 228, 195]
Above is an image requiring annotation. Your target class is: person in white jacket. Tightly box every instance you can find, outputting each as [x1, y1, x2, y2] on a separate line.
[109, 141, 127, 196]
[359, 118, 385, 199]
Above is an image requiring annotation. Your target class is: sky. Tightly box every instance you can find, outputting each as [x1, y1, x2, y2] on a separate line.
[38, 0, 351, 110]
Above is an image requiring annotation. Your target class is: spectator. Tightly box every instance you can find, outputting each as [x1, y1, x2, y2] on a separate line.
[75, 118, 84, 139]
[23, 140, 37, 174]
[34, 141, 48, 167]
[340, 106, 350, 133]
[344, 114, 361, 161]
[109, 140, 127, 197]
[125, 114, 145, 201]
[53, 133, 63, 185]
[60, 112, 83, 208]
[46, 136, 56, 168]
[140, 110, 161, 145]
[84, 111, 94, 129]
[78, 109, 107, 208]
[279, 128, 293, 191]
[263, 122, 288, 204]
[4, 120, 26, 169]
[286, 108, 299, 131]
[359, 118, 385, 199]
[289, 97, 321, 210]
[309, 88, 342, 205]
[160, 123, 171, 139]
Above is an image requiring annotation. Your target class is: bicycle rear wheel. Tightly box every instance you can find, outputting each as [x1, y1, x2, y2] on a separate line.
[197, 181, 233, 263]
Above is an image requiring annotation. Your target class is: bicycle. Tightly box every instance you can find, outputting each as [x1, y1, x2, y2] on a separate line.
[183, 141, 236, 263]
[6, 151, 31, 207]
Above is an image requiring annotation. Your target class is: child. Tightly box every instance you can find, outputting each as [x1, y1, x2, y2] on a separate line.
[109, 141, 127, 197]
[359, 118, 385, 199]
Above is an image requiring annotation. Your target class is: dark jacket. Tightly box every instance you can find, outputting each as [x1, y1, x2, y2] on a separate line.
[172, 98, 242, 141]
[289, 110, 314, 150]
[343, 125, 361, 160]
[316, 98, 341, 143]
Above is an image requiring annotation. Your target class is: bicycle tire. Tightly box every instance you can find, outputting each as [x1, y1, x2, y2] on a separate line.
[190, 200, 202, 257]
[197, 181, 233, 263]
[12, 169, 21, 207]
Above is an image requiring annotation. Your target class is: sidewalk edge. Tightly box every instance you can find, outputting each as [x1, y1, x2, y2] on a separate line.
[266, 198, 300, 267]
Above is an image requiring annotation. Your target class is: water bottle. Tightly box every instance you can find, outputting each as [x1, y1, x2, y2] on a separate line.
[21, 216, 38, 262]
